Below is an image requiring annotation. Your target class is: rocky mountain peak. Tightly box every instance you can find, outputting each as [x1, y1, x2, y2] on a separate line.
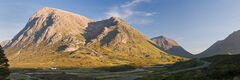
[35, 7, 57, 14]
[31, 7, 95, 28]
[6, 7, 95, 48]
[156, 35, 167, 38]
[224, 30, 240, 42]
[109, 16, 123, 23]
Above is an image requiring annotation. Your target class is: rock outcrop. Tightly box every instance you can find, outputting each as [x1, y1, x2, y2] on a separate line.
[0, 40, 11, 48]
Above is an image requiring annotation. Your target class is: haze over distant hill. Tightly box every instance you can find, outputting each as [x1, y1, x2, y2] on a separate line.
[197, 30, 240, 57]
[2, 7, 186, 68]
[151, 36, 194, 58]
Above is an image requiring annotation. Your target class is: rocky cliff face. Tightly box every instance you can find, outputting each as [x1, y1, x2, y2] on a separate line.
[0, 40, 11, 48]
[197, 30, 240, 57]
[151, 36, 194, 58]
[4, 7, 186, 68]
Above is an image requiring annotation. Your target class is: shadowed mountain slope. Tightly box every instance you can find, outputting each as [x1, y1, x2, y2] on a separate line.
[151, 36, 194, 58]
[197, 30, 240, 57]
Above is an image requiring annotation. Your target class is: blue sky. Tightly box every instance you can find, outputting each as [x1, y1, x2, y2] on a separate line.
[1, 0, 240, 54]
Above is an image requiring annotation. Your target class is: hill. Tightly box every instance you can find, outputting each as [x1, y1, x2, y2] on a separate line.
[151, 36, 194, 58]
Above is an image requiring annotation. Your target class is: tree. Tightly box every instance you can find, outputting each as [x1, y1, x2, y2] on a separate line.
[0, 46, 9, 80]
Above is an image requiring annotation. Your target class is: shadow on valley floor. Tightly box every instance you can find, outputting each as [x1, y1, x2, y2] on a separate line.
[9, 59, 209, 80]
[138, 54, 240, 80]
[10, 65, 141, 80]
[9, 63, 171, 80]
[10, 65, 136, 73]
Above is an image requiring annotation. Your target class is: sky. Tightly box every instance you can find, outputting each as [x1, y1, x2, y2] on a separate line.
[0, 0, 240, 54]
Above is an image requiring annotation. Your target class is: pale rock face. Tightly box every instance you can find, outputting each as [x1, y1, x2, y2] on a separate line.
[0, 40, 11, 48]
[5, 7, 95, 48]
[64, 44, 80, 52]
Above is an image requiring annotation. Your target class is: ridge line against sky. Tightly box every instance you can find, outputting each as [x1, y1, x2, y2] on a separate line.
[1, 0, 240, 54]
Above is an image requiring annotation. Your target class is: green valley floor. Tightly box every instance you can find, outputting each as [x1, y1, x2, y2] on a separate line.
[9, 55, 240, 80]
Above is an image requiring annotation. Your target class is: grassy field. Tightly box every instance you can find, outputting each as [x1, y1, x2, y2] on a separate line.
[9, 69, 145, 80]
[9, 65, 141, 80]
[12, 55, 239, 80]
[9, 59, 200, 80]
[145, 59, 203, 73]
[13, 54, 240, 80]
[138, 54, 240, 80]
[10, 65, 136, 73]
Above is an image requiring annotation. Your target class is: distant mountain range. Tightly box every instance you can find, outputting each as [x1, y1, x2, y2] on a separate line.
[151, 36, 194, 58]
[1, 7, 186, 68]
[197, 30, 240, 57]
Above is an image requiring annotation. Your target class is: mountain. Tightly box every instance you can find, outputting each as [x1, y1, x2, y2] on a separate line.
[4, 7, 186, 68]
[151, 36, 194, 58]
[197, 30, 240, 57]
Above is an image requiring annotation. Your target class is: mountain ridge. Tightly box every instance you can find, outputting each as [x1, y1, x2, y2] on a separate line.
[197, 29, 240, 57]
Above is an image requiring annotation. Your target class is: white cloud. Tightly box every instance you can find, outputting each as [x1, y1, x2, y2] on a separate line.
[106, 6, 134, 19]
[145, 12, 156, 16]
[120, 0, 151, 8]
[105, 0, 155, 24]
